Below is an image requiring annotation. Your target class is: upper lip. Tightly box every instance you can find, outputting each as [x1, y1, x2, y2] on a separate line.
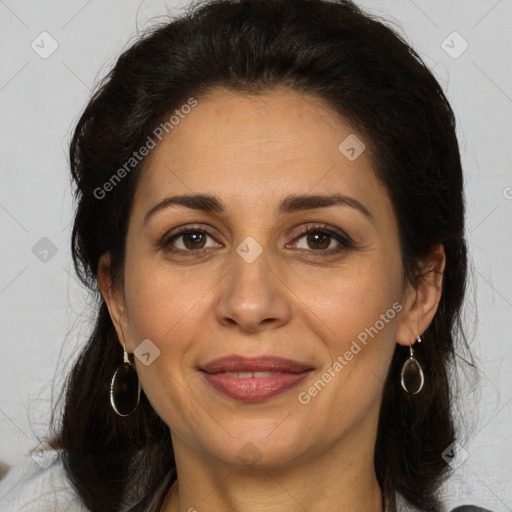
[200, 355, 313, 374]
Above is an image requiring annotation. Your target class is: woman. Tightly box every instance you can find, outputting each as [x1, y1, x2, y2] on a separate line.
[0, 0, 491, 510]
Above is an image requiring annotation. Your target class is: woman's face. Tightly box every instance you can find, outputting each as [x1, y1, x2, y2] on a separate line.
[105, 87, 420, 469]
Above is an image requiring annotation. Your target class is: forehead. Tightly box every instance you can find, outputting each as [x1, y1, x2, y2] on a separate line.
[134, 87, 383, 212]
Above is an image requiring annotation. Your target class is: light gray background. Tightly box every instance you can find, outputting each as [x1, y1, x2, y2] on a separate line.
[0, 0, 511, 510]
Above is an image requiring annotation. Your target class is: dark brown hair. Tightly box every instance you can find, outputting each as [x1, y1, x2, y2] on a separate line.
[50, 0, 469, 510]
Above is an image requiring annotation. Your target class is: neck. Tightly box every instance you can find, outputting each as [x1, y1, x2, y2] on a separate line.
[161, 429, 384, 512]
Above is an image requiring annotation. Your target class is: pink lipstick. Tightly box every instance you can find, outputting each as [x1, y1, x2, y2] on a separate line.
[200, 355, 313, 401]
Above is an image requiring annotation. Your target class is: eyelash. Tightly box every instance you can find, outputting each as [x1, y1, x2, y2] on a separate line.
[291, 224, 353, 254]
[159, 223, 353, 256]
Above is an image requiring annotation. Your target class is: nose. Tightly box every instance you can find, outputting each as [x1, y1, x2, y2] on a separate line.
[214, 245, 292, 333]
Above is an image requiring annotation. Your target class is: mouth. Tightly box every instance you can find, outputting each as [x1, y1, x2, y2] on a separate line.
[199, 355, 314, 402]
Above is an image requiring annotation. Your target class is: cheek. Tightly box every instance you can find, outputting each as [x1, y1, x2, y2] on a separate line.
[288, 259, 402, 416]
[123, 254, 219, 347]
[122, 262, 217, 429]
[290, 258, 402, 344]
[299, 284, 399, 416]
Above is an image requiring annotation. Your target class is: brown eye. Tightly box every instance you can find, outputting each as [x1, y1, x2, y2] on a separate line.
[306, 232, 331, 250]
[163, 228, 222, 253]
[288, 225, 353, 254]
[182, 232, 207, 249]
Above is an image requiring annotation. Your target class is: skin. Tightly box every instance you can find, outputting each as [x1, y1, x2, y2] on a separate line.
[99, 87, 445, 512]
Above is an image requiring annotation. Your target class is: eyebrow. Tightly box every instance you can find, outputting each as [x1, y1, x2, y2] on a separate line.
[144, 192, 372, 225]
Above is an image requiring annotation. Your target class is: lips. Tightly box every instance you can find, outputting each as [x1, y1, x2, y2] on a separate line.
[201, 355, 313, 374]
[200, 355, 313, 401]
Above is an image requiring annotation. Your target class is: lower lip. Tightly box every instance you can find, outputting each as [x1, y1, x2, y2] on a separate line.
[201, 371, 312, 401]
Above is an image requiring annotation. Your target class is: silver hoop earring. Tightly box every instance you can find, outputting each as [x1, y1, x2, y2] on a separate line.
[400, 335, 424, 394]
[110, 344, 141, 416]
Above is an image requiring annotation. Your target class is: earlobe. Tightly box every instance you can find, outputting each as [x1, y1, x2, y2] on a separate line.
[396, 244, 446, 346]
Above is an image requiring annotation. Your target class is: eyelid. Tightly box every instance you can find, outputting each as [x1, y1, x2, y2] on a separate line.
[158, 222, 354, 254]
[159, 223, 223, 251]
[286, 223, 354, 251]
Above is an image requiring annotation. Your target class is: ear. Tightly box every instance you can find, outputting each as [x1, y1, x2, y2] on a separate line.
[396, 244, 446, 346]
[97, 252, 131, 352]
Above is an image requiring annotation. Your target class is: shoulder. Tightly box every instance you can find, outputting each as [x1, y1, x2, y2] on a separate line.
[0, 447, 88, 512]
[395, 493, 498, 512]
[448, 507, 497, 512]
